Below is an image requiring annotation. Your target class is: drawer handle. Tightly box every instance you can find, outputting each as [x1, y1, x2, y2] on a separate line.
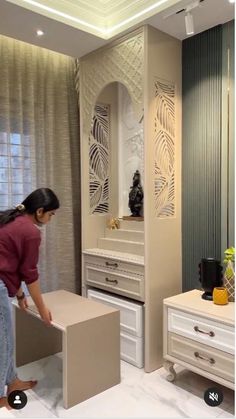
[194, 351, 215, 365]
[105, 262, 118, 268]
[105, 277, 118, 284]
[194, 326, 215, 337]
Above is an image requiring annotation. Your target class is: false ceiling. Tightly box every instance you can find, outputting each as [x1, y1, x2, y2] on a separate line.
[1, 0, 234, 57]
[6, 0, 183, 38]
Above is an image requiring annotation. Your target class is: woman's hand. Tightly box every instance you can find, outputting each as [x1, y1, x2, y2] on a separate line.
[38, 305, 52, 327]
[18, 296, 28, 311]
[26, 280, 52, 326]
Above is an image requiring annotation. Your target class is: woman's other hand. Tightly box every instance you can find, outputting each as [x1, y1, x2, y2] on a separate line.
[18, 296, 28, 311]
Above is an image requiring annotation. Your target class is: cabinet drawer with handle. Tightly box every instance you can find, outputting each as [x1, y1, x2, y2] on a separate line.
[85, 266, 144, 301]
[168, 308, 235, 354]
[168, 332, 234, 383]
[84, 254, 144, 276]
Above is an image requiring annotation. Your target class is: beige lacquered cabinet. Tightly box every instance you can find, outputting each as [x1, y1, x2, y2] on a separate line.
[163, 289, 235, 390]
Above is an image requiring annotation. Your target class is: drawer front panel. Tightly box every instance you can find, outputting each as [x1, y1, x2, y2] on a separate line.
[168, 332, 235, 383]
[121, 332, 144, 368]
[168, 308, 235, 354]
[85, 266, 144, 301]
[84, 254, 144, 276]
[87, 289, 144, 337]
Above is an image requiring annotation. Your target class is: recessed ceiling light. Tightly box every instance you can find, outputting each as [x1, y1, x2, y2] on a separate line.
[228, 0, 235, 3]
[36, 29, 44, 36]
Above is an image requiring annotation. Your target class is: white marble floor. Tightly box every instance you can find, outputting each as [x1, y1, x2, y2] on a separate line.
[0, 354, 234, 419]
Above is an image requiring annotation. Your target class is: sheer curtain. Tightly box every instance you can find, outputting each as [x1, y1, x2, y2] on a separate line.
[0, 35, 81, 293]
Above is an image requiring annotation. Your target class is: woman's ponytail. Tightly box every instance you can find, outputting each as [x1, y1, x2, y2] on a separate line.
[0, 204, 26, 225]
[0, 188, 59, 226]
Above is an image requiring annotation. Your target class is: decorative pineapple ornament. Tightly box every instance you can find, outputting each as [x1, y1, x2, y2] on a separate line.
[223, 247, 235, 302]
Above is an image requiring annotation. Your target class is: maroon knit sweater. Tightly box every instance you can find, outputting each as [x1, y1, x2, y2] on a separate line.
[0, 215, 41, 297]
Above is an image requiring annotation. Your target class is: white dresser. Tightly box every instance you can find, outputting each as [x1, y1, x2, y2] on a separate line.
[163, 289, 235, 390]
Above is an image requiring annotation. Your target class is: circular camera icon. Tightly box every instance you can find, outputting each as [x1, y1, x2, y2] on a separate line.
[204, 387, 223, 407]
[7, 390, 27, 410]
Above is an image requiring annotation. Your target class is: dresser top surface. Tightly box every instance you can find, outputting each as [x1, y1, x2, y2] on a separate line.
[164, 290, 235, 325]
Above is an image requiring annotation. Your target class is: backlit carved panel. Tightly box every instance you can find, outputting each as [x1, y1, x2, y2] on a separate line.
[89, 104, 110, 213]
[154, 78, 175, 218]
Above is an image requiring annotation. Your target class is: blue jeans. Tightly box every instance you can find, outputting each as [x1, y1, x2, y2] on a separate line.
[0, 280, 17, 397]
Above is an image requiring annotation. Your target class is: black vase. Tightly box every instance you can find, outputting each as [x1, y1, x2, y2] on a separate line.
[199, 258, 223, 300]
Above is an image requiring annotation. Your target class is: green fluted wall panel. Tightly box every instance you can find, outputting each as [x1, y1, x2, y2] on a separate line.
[221, 21, 235, 255]
[182, 26, 222, 291]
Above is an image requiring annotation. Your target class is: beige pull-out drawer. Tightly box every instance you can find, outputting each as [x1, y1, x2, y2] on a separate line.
[168, 332, 234, 383]
[85, 266, 144, 301]
[84, 254, 144, 277]
[168, 308, 235, 354]
[87, 288, 144, 337]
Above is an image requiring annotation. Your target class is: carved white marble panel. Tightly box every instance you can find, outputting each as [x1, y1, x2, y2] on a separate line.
[153, 78, 175, 218]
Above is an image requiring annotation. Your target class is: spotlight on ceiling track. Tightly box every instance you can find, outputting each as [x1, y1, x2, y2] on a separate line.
[185, 11, 194, 35]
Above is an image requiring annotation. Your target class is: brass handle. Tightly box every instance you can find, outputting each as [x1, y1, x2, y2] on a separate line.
[194, 325, 215, 337]
[105, 277, 118, 284]
[105, 262, 118, 268]
[194, 351, 215, 365]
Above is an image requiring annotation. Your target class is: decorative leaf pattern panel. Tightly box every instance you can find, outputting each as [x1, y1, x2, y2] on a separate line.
[154, 79, 175, 217]
[89, 104, 110, 213]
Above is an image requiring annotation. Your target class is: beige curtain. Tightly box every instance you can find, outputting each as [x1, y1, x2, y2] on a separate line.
[0, 35, 81, 294]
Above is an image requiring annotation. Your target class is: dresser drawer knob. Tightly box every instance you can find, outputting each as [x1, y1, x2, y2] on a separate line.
[194, 325, 215, 337]
[105, 262, 118, 268]
[194, 351, 215, 365]
[105, 277, 118, 284]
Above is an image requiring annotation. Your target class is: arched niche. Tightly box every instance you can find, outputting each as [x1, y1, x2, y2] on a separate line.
[79, 29, 144, 139]
[89, 81, 144, 218]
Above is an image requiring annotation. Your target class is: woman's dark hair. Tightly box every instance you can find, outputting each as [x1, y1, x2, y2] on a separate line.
[0, 188, 60, 225]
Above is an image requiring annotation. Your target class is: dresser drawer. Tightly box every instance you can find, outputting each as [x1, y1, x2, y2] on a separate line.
[168, 308, 235, 354]
[168, 332, 234, 383]
[121, 332, 144, 368]
[87, 289, 144, 337]
[85, 266, 144, 301]
[84, 254, 144, 277]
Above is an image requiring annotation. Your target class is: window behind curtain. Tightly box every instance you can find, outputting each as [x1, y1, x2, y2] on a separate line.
[0, 131, 33, 210]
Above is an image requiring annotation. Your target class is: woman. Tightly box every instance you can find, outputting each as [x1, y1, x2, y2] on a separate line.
[0, 188, 60, 409]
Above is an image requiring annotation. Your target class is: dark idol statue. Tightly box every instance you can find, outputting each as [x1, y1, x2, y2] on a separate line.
[128, 170, 144, 217]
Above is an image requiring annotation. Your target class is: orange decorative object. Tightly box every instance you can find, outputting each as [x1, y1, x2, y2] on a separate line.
[213, 287, 228, 305]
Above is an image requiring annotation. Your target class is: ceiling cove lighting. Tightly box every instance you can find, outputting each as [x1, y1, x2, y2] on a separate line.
[21, 0, 103, 33]
[105, 0, 169, 34]
[185, 11, 194, 35]
[20, 0, 170, 37]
